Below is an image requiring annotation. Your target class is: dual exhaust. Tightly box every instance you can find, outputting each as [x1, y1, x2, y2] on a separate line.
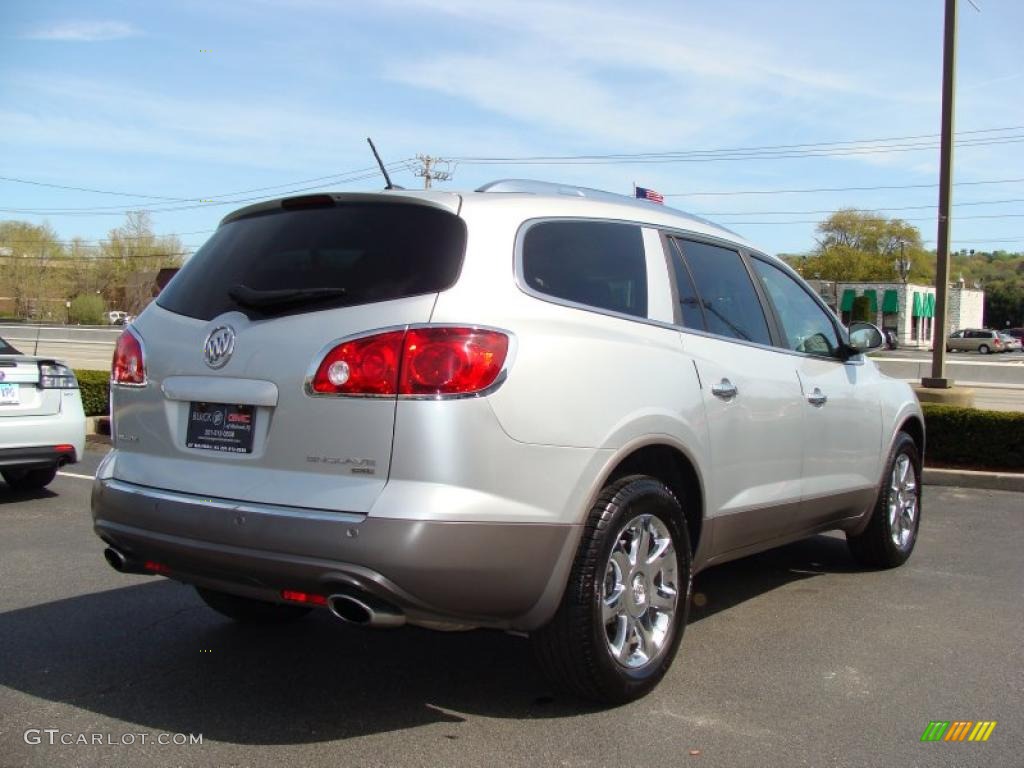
[102, 547, 405, 628]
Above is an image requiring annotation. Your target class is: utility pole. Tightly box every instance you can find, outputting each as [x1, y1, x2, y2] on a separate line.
[414, 155, 452, 189]
[922, 0, 958, 389]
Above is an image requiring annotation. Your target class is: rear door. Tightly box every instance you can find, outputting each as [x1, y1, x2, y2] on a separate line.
[111, 196, 466, 514]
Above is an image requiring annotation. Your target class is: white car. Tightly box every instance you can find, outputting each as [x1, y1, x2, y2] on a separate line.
[0, 337, 85, 490]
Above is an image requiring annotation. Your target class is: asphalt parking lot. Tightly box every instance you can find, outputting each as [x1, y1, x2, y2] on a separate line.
[0, 448, 1020, 768]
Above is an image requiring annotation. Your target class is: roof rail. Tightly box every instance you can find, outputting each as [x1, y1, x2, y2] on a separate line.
[475, 179, 739, 237]
[476, 179, 636, 203]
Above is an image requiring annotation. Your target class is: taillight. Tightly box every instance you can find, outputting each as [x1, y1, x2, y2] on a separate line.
[309, 326, 510, 397]
[38, 362, 79, 389]
[401, 327, 509, 396]
[112, 328, 146, 386]
[311, 330, 405, 396]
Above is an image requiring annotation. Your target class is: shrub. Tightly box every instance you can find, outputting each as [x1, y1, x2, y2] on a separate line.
[75, 369, 110, 417]
[69, 294, 106, 325]
[921, 403, 1024, 471]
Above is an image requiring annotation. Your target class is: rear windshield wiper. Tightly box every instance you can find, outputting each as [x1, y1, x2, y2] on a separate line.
[228, 284, 348, 309]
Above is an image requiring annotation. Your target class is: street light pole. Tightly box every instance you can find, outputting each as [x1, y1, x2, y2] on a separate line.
[923, 0, 958, 389]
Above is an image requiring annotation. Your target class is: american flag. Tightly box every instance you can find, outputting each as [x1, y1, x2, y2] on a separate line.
[635, 186, 664, 204]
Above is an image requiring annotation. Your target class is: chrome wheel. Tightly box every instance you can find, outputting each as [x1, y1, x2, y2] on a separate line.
[888, 453, 918, 550]
[602, 513, 679, 669]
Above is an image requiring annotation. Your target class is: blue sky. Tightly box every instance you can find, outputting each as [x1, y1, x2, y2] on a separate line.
[1, 0, 1022, 256]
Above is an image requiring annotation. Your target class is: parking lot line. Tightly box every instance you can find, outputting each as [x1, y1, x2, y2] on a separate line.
[57, 471, 96, 481]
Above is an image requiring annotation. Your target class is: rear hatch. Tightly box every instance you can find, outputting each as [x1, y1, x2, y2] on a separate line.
[110, 194, 465, 514]
[0, 356, 62, 417]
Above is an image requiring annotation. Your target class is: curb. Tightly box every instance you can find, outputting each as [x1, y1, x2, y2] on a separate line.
[924, 467, 1024, 493]
[86, 416, 110, 436]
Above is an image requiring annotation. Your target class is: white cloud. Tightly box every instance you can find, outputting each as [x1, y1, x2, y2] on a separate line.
[25, 20, 140, 42]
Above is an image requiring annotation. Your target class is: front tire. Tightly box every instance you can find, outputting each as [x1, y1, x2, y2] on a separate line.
[195, 587, 312, 623]
[847, 432, 921, 568]
[531, 475, 692, 705]
[2, 466, 58, 491]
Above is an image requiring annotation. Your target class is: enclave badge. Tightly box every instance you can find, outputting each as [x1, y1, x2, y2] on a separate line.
[203, 326, 236, 369]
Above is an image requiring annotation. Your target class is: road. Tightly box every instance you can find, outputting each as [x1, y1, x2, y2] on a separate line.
[0, 448, 1020, 768]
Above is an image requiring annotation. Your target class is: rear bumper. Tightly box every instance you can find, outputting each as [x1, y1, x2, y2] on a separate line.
[91, 477, 579, 630]
[0, 444, 77, 469]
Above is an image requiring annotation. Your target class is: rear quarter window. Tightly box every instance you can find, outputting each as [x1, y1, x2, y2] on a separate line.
[521, 220, 648, 318]
[157, 203, 466, 320]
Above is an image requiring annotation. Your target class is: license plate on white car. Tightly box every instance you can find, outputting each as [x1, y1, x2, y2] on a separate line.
[0, 383, 19, 405]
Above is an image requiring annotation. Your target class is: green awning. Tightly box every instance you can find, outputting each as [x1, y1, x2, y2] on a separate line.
[863, 289, 878, 314]
[912, 292, 922, 317]
[882, 289, 899, 313]
[839, 289, 856, 312]
[923, 293, 935, 318]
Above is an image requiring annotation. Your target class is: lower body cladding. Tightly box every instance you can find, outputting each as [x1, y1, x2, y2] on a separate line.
[91, 477, 580, 632]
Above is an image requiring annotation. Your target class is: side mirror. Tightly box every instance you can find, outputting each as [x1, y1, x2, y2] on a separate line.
[848, 321, 885, 354]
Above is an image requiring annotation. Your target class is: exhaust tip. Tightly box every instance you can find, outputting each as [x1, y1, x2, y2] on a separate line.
[327, 593, 405, 628]
[103, 547, 127, 572]
[328, 594, 373, 625]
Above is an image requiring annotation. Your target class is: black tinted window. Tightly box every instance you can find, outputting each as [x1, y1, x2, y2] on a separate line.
[672, 239, 771, 345]
[522, 221, 647, 318]
[668, 244, 706, 330]
[158, 203, 466, 320]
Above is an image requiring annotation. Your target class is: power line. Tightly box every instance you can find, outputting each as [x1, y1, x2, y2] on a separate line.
[450, 125, 1024, 165]
[0, 161, 414, 215]
[698, 197, 1024, 217]
[727, 212, 1024, 226]
[666, 176, 1024, 197]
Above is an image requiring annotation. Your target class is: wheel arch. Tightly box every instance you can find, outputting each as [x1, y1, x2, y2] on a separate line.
[898, 414, 925, 460]
[601, 441, 705, 558]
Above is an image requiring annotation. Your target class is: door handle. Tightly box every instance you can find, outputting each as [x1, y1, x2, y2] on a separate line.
[711, 379, 738, 401]
[806, 387, 828, 407]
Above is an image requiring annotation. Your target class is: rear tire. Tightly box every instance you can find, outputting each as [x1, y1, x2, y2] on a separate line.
[978, 344, 990, 354]
[531, 475, 692, 705]
[847, 432, 921, 569]
[2, 466, 58, 491]
[195, 587, 312, 623]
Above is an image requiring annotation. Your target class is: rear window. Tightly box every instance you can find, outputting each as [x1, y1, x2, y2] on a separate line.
[521, 220, 648, 318]
[157, 203, 466, 320]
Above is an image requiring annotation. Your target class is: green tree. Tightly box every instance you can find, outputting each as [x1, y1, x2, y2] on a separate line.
[97, 212, 185, 312]
[68, 293, 106, 325]
[0, 220, 66, 318]
[792, 209, 933, 283]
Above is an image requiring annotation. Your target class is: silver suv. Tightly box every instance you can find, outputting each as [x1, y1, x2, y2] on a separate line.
[93, 181, 924, 704]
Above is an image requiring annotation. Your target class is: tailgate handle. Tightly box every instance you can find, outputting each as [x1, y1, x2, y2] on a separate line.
[161, 376, 279, 407]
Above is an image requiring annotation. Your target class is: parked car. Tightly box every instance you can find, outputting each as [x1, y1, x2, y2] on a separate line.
[998, 333, 1021, 353]
[0, 336, 85, 490]
[946, 328, 1004, 354]
[93, 181, 924, 704]
[106, 311, 128, 326]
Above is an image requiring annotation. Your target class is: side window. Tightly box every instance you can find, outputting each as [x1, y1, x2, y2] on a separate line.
[671, 239, 772, 345]
[751, 258, 841, 357]
[667, 240, 707, 330]
[522, 221, 648, 318]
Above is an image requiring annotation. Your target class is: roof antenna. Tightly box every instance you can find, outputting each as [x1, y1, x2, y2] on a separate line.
[367, 137, 399, 190]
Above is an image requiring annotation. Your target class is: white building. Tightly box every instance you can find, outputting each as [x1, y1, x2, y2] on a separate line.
[808, 280, 984, 348]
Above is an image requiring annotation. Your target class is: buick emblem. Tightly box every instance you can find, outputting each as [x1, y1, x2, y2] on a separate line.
[203, 326, 236, 369]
